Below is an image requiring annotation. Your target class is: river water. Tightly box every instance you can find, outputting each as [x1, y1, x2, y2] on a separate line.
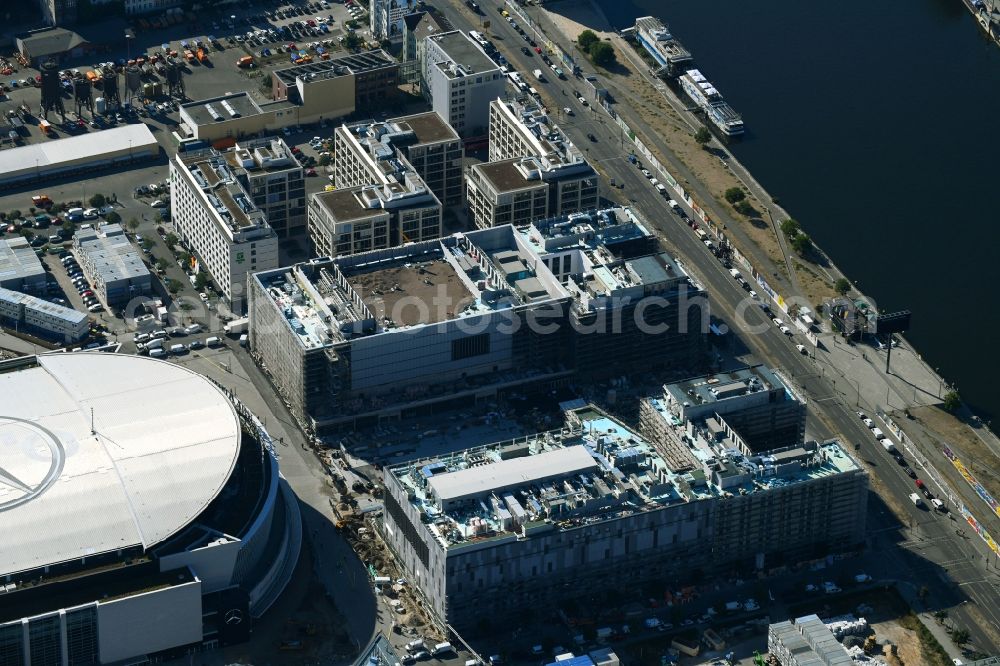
[595, 0, 1000, 422]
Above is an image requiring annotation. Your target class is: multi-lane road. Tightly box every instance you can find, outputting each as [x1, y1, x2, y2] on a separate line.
[438, 0, 1000, 652]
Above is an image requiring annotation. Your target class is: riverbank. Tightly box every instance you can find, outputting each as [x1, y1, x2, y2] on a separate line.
[535, 0, 994, 433]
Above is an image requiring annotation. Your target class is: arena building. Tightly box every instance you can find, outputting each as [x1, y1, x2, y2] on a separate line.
[0, 353, 302, 664]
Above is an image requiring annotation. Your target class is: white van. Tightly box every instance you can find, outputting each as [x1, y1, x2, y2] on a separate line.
[67, 207, 84, 217]
[206, 336, 222, 347]
[144, 338, 164, 350]
[184, 323, 202, 334]
[149, 348, 166, 358]
[872, 428, 886, 440]
[169, 343, 185, 354]
[432, 643, 454, 656]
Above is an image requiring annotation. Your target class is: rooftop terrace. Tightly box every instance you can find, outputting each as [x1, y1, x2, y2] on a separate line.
[389, 404, 860, 551]
[222, 136, 302, 174]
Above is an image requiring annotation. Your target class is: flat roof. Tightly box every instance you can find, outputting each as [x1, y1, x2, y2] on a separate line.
[0, 353, 241, 578]
[181, 92, 265, 126]
[427, 31, 498, 77]
[0, 124, 158, 182]
[391, 403, 862, 550]
[347, 257, 472, 327]
[664, 365, 792, 408]
[475, 158, 544, 193]
[75, 224, 150, 283]
[0, 237, 45, 284]
[0, 287, 88, 326]
[273, 49, 396, 85]
[313, 187, 388, 223]
[428, 445, 599, 504]
[391, 111, 459, 146]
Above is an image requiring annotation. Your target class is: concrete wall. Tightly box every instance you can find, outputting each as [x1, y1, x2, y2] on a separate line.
[159, 538, 242, 594]
[348, 310, 519, 394]
[97, 579, 202, 663]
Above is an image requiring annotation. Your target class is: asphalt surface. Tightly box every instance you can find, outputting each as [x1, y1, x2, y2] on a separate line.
[436, 0, 1000, 654]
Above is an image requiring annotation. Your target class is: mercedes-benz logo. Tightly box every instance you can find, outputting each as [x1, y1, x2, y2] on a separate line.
[0, 417, 65, 513]
[224, 609, 244, 625]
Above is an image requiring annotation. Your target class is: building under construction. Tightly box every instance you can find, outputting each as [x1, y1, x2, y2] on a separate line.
[382, 403, 869, 628]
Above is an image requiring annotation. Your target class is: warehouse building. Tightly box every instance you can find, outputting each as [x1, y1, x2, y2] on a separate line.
[249, 211, 707, 432]
[0, 124, 159, 185]
[73, 224, 152, 308]
[0, 353, 301, 663]
[0, 287, 89, 343]
[16, 28, 89, 66]
[0, 237, 47, 294]
[468, 100, 598, 229]
[641, 365, 807, 460]
[382, 403, 868, 628]
[335, 111, 464, 207]
[271, 50, 399, 120]
[422, 31, 505, 137]
[170, 150, 280, 312]
[180, 52, 399, 143]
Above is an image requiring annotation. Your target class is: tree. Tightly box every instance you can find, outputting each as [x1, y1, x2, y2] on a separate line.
[29, 207, 36, 216]
[164, 232, 179, 248]
[724, 187, 746, 204]
[155, 257, 170, 272]
[578, 30, 599, 51]
[61, 220, 75, 236]
[943, 390, 961, 412]
[835, 278, 851, 296]
[166, 278, 182, 294]
[105, 211, 121, 225]
[589, 41, 616, 68]
[780, 218, 800, 238]
[127, 217, 140, 232]
[20, 228, 34, 239]
[791, 233, 813, 256]
[194, 272, 209, 290]
[694, 127, 712, 148]
[733, 200, 755, 216]
[88, 193, 106, 208]
[343, 32, 362, 49]
[9, 209, 21, 220]
[951, 628, 970, 645]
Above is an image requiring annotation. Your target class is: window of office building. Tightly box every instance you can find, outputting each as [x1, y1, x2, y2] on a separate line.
[452, 332, 490, 361]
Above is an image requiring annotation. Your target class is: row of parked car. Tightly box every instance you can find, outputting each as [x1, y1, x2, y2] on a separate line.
[61, 254, 104, 312]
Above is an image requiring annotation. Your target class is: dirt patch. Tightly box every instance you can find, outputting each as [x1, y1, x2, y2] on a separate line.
[877, 614, 944, 666]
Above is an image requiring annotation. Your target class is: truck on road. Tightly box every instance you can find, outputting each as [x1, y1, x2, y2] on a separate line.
[224, 316, 249, 336]
[533, 68, 544, 80]
[880, 440, 896, 453]
[909, 493, 924, 507]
